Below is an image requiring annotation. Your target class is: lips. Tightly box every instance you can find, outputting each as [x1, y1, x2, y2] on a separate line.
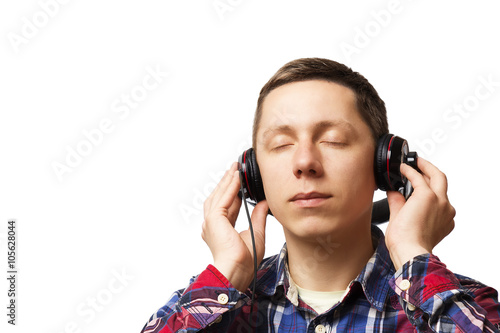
[290, 192, 331, 201]
[289, 192, 332, 207]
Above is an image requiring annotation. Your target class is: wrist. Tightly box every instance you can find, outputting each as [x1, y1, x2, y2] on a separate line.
[214, 261, 254, 292]
[389, 244, 429, 271]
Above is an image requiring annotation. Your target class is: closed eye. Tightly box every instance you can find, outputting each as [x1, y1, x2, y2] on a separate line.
[320, 141, 347, 147]
[271, 144, 293, 152]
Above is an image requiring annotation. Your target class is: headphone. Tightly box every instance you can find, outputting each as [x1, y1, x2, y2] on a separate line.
[238, 133, 419, 224]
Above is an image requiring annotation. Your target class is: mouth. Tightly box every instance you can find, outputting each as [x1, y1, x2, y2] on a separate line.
[289, 192, 332, 208]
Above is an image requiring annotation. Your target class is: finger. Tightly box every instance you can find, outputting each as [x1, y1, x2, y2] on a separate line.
[400, 163, 428, 191]
[227, 190, 243, 226]
[204, 169, 228, 214]
[448, 219, 456, 235]
[207, 162, 239, 211]
[415, 157, 448, 195]
[386, 191, 406, 222]
[212, 163, 238, 203]
[214, 170, 243, 214]
[251, 200, 268, 235]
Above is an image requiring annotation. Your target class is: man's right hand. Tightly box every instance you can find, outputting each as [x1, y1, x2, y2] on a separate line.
[201, 162, 269, 292]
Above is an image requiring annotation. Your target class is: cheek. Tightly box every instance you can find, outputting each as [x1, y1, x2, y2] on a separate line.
[259, 161, 289, 212]
[261, 164, 282, 198]
[329, 152, 376, 193]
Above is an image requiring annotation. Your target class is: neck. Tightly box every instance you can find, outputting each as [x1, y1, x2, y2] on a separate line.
[285, 221, 375, 292]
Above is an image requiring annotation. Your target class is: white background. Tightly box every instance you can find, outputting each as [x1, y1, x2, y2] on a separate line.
[1, 0, 499, 332]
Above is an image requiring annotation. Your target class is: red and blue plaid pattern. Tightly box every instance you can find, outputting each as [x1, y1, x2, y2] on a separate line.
[141, 226, 500, 332]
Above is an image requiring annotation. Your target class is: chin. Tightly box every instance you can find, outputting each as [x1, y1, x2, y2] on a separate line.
[283, 212, 346, 239]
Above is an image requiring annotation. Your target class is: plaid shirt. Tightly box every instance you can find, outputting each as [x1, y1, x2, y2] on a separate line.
[141, 226, 500, 332]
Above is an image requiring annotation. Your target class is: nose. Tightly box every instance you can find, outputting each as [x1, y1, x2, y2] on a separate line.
[292, 143, 324, 178]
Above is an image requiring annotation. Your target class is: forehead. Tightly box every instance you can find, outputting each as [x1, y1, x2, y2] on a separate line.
[258, 80, 365, 134]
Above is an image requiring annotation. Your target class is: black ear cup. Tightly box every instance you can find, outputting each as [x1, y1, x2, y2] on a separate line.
[375, 134, 393, 191]
[374, 134, 415, 193]
[238, 148, 266, 202]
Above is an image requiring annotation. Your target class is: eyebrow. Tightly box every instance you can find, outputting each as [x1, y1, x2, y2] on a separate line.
[261, 120, 355, 140]
[313, 120, 355, 133]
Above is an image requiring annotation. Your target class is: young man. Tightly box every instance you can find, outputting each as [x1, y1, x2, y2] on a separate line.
[141, 58, 500, 332]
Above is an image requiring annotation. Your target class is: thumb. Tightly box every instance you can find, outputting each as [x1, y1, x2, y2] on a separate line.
[250, 200, 269, 237]
[250, 200, 268, 260]
[386, 191, 405, 221]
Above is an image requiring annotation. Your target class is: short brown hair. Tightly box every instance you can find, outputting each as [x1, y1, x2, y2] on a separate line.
[252, 57, 389, 149]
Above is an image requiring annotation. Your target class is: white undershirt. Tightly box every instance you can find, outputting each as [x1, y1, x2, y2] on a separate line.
[296, 284, 346, 314]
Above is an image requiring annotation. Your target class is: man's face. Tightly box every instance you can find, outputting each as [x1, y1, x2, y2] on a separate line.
[255, 80, 377, 240]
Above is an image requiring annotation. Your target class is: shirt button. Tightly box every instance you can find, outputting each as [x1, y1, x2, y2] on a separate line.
[315, 324, 326, 333]
[407, 303, 416, 311]
[214, 315, 223, 323]
[217, 293, 229, 304]
[399, 279, 411, 291]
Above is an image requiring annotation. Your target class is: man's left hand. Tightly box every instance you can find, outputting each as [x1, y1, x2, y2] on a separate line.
[385, 157, 456, 271]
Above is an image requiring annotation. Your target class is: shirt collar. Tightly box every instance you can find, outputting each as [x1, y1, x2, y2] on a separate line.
[351, 225, 397, 311]
[254, 225, 396, 312]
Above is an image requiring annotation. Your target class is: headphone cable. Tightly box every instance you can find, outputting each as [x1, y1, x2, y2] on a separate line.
[239, 176, 257, 328]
